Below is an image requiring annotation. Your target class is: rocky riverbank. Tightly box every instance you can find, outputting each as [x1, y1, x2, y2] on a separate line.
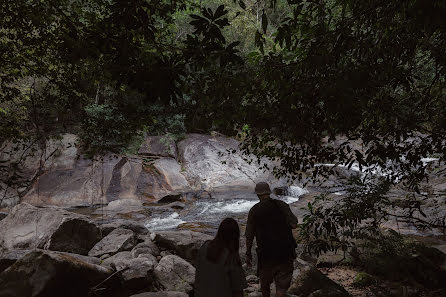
[0, 203, 353, 297]
[1, 133, 446, 296]
[2, 203, 446, 297]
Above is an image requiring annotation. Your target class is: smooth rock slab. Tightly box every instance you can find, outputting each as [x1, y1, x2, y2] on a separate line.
[153, 230, 212, 263]
[89, 228, 136, 257]
[0, 203, 101, 255]
[0, 249, 112, 297]
[154, 255, 195, 293]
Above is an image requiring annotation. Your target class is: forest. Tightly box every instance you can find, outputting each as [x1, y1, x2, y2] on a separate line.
[0, 0, 446, 297]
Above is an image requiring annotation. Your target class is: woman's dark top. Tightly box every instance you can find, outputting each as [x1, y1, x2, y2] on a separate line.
[194, 241, 247, 297]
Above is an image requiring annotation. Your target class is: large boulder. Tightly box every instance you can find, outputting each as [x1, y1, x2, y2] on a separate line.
[24, 153, 122, 207]
[99, 219, 149, 236]
[132, 237, 160, 257]
[153, 230, 212, 263]
[288, 259, 350, 297]
[0, 134, 79, 207]
[177, 134, 285, 196]
[89, 228, 136, 257]
[154, 255, 195, 293]
[102, 251, 157, 292]
[0, 203, 101, 255]
[136, 158, 191, 201]
[130, 292, 188, 297]
[0, 249, 31, 273]
[0, 249, 112, 297]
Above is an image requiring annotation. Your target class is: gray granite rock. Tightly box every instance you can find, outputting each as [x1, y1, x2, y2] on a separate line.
[154, 255, 195, 293]
[0, 249, 112, 297]
[153, 230, 212, 264]
[0, 203, 101, 255]
[89, 228, 136, 257]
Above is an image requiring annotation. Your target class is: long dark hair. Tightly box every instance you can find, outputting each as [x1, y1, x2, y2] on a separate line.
[206, 218, 241, 265]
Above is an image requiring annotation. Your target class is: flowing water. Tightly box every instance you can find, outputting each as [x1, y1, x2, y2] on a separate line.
[145, 186, 309, 232]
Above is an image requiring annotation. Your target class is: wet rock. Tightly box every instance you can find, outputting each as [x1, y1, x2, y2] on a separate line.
[0, 203, 101, 255]
[89, 228, 136, 257]
[0, 249, 112, 297]
[0, 249, 31, 273]
[154, 255, 195, 293]
[153, 230, 212, 263]
[288, 259, 350, 297]
[130, 292, 188, 297]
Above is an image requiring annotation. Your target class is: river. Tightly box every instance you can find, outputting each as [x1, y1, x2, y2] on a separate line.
[144, 186, 309, 232]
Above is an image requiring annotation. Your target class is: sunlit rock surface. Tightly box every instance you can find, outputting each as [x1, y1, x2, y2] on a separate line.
[178, 134, 285, 198]
[5, 133, 287, 208]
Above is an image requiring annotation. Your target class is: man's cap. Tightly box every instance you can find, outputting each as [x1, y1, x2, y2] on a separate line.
[255, 182, 271, 195]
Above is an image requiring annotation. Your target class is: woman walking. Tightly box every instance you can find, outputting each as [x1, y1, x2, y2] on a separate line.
[194, 218, 248, 297]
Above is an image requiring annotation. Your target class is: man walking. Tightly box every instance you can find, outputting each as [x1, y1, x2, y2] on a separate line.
[245, 182, 298, 297]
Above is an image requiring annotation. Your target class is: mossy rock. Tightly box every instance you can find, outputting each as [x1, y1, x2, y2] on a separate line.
[352, 272, 374, 287]
[361, 243, 446, 289]
[289, 264, 350, 297]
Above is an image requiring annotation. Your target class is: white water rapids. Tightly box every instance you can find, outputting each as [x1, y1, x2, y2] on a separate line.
[145, 158, 440, 232]
[145, 186, 308, 231]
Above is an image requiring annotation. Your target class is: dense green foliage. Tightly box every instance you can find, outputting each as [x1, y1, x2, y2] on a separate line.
[1, 0, 445, 185]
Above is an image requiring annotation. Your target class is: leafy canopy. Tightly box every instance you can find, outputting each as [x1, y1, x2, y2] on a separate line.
[1, 0, 445, 187]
